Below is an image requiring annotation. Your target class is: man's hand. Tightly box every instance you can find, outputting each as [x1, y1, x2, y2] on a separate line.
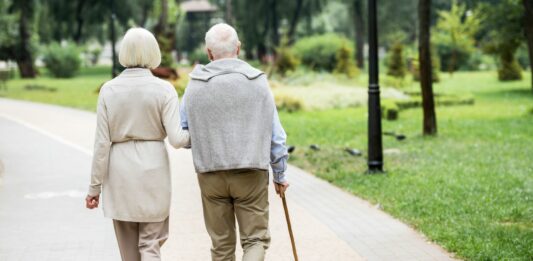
[274, 182, 290, 197]
[86, 195, 100, 209]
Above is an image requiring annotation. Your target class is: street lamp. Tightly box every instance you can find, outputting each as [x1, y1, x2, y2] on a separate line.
[367, 0, 383, 173]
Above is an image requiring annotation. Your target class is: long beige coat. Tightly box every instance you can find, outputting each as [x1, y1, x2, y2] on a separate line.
[88, 68, 189, 222]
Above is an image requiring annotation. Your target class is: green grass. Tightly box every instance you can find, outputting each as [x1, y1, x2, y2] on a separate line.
[0, 66, 110, 111]
[281, 71, 533, 260]
[2, 67, 532, 259]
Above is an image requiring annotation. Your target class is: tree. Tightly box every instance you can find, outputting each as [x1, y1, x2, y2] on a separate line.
[287, 0, 304, 43]
[523, 0, 533, 91]
[434, 0, 479, 74]
[232, 0, 325, 61]
[0, 0, 38, 78]
[479, 0, 524, 81]
[387, 42, 406, 78]
[352, 0, 364, 69]
[419, 0, 437, 135]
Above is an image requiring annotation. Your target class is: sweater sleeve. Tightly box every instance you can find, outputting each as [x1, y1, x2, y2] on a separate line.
[163, 93, 190, 149]
[88, 92, 111, 196]
[271, 107, 289, 183]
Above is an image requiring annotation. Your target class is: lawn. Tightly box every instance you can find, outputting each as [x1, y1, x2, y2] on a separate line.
[1, 67, 532, 260]
[284, 72, 533, 260]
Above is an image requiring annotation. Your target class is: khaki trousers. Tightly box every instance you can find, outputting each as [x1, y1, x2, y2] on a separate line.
[112, 217, 169, 261]
[198, 169, 271, 261]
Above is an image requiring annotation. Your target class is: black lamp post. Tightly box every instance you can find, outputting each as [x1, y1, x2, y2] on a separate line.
[110, 0, 118, 77]
[367, 0, 383, 173]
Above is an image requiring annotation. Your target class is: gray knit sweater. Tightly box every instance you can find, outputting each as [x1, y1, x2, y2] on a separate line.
[183, 58, 276, 174]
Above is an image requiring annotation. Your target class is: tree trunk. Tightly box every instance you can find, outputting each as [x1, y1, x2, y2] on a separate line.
[523, 0, 533, 91]
[353, 0, 364, 69]
[225, 0, 234, 25]
[156, 0, 168, 35]
[271, 0, 279, 50]
[418, 0, 437, 135]
[288, 0, 303, 44]
[140, 2, 150, 27]
[17, 1, 37, 78]
[74, 0, 86, 43]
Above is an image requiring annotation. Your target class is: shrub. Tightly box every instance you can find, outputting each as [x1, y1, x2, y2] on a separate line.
[189, 45, 210, 65]
[382, 93, 474, 121]
[383, 75, 411, 89]
[498, 51, 522, 81]
[387, 42, 406, 78]
[89, 47, 102, 66]
[334, 43, 358, 78]
[381, 100, 399, 120]
[24, 84, 56, 92]
[274, 93, 304, 113]
[42, 42, 81, 78]
[275, 38, 300, 76]
[292, 34, 354, 72]
[157, 35, 175, 67]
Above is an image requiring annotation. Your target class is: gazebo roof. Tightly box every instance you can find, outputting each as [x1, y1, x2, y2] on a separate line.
[181, 0, 218, 13]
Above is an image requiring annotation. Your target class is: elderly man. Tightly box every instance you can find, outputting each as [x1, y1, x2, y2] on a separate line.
[180, 23, 289, 261]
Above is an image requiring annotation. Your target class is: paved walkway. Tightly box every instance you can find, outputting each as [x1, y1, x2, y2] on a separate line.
[0, 98, 456, 260]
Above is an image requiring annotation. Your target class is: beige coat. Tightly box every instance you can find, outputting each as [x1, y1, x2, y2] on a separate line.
[88, 68, 189, 222]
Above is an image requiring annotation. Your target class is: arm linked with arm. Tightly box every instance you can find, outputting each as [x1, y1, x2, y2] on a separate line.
[163, 93, 190, 149]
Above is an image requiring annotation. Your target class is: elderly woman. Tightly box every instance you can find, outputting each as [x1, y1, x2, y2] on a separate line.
[85, 28, 189, 260]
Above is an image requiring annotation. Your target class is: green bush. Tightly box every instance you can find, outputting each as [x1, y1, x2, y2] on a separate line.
[381, 100, 399, 120]
[382, 93, 474, 122]
[275, 38, 300, 76]
[274, 93, 304, 113]
[334, 43, 358, 78]
[498, 52, 522, 81]
[189, 45, 210, 65]
[387, 42, 406, 78]
[157, 36, 175, 67]
[292, 34, 354, 72]
[42, 42, 81, 78]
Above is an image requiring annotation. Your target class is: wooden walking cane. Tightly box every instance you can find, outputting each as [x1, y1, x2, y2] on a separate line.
[280, 191, 299, 261]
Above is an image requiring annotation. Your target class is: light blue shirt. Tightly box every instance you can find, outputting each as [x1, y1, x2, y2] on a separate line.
[180, 95, 289, 183]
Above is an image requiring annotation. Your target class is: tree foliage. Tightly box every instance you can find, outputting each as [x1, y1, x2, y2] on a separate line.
[387, 42, 406, 79]
[434, 0, 480, 73]
[479, 0, 524, 81]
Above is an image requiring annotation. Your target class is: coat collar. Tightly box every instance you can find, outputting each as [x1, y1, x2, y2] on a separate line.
[119, 68, 153, 77]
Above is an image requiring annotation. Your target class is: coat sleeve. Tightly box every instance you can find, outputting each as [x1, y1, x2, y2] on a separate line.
[162, 93, 190, 149]
[88, 92, 111, 196]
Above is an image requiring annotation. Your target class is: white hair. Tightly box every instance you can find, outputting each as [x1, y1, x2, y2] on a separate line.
[205, 23, 240, 59]
[119, 28, 161, 69]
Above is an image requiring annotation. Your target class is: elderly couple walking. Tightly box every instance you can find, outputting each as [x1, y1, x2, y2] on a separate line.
[85, 23, 289, 261]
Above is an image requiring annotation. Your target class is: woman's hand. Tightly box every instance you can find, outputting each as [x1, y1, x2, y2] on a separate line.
[86, 195, 100, 209]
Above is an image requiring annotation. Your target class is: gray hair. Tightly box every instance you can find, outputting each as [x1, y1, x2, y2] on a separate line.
[119, 28, 161, 69]
[205, 23, 240, 59]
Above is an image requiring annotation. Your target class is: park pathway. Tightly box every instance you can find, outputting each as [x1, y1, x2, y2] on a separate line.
[0, 98, 455, 261]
